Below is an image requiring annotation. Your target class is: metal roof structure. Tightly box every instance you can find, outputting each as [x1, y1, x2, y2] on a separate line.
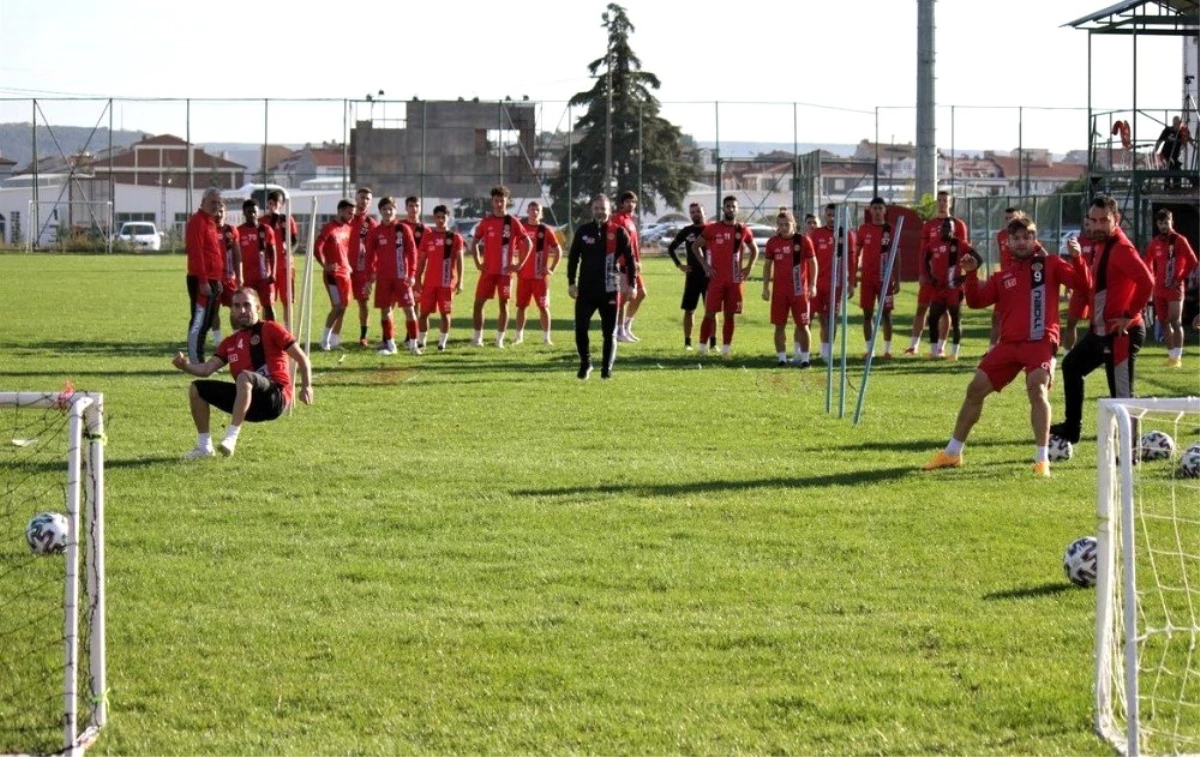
[1063, 0, 1198, 34]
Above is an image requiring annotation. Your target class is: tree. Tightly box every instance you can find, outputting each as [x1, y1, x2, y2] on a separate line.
[548, 4, 701, 227]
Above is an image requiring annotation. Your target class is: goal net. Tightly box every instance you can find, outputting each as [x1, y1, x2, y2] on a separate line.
[1095, 396, 1200, 757]
[0, 391, 107, 756]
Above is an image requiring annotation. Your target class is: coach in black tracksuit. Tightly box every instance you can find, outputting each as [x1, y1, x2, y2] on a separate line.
[568, 194, 636, 380]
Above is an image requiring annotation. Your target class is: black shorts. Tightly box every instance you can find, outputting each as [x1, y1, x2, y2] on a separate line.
[194, 374, 285, 423]
[680, 273, 710, 311]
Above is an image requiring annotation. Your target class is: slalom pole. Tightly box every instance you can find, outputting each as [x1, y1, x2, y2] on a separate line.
[824, 212, 839, 414]
[837, 205, 850, 419]
[854, 215, 905, 425]
[283, 198, 294, 335]
[299, 197, 318, 355]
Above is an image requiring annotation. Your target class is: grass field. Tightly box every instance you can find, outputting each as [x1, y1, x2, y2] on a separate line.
[1, 252, 1198, 756]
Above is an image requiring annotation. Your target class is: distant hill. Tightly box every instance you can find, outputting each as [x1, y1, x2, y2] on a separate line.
[0, 123, 148, 168]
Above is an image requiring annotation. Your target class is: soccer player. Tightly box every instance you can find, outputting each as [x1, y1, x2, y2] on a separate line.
[905, 190, 967, 356]
[348, 187, 379, 347]
[567, 193, 637, 379]
[470, 185, 531, 348]
[809, 203, 857, 363]
[1143, 208, 1198, 367]
[923, 216, 1089, 476]
[988, 207, 1023, 350]
[210, 203, 241, 345]
[367, 197, 418, 356]
[314, 199, 355, 351]
[761, 208, 817, 366]
[173, 288, 313, 459]
[1049, 195, 1155, 445]
[263, 190, 299, 329]
[692, 195, 758, 357]
[612, 190, 644, 342]
[665, 202, 711, 350]
[1063, 216, 1097, 350]
[856, 197, 898, 359]
[923, 213, 973, 360]
[417, 205, 465, 352]
[400, 196, 432, 349]
[185, 187, 225, 363]
[237, 199, 278, 321]
[513, 201, 561, 346]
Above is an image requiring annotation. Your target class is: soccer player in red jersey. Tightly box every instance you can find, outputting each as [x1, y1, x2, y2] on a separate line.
[988, 207, 1023, 350]
[185, 188, 225, 363]
[263, 190, 299, 329]
[237, 199, 278, 322]
[211, 203, 242, 345]
[923, 216, 1089, 476]
[809, 203, 857, 363]
[856, 197, 899, 359]
[1050, 195, 1155, 444]
[761, 208, 816, 366]
[470, 185, 531, 348]
[314, 199, 356, 350]
[347, 187, 379, 348]
[905, 190, 967, 356]
[1144, 208, 1198, 367]
[1063, 216, 1097, 350]
[366, 196, 419, 356]
[172, 288, 313, 459]
[922, 215, 974, 360]
[612, 190, 644, 342]
[693, 195, 758, 358]
[417, 205, 465, 352]
[400, 196, 431, 252]
[514, 201, 562, 346]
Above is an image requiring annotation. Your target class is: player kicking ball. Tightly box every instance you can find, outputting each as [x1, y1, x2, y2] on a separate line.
[922, 217, 1088, 476]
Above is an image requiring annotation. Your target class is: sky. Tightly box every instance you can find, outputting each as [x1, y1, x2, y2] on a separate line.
[0, 0, 1192, 155]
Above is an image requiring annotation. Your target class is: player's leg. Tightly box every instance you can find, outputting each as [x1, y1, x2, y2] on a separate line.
[403, 304, 420, 354]
[186, 379, 236, 458]
[880, 295, 895, 356]
[624, 276, 646, 340]
[1027, 366, 1052, 473]
[495, 277, 512, 347]
[926, 301, 947, 357]
[794, 301, 812, 367]
[437, 290, 453, 350]
[537, 284, 552, 344]
[599, 297, 619, 378]
[947, 303, 963, 360]
[471, 274, 490, 346]
[1053, 330, 1106, 443]
[574, 294, 597, 378]
[1165, 299, 1184, 364]
[186, 274, 207, 363]
[924, 368, 998, 470]
[698, 282, 720, 355]
[514, 278, 531, 343]
[906, 298, 930, 354]
[219, 373, 278, 457]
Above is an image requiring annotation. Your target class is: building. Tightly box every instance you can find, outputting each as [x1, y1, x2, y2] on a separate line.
[269, 143, 349, 189]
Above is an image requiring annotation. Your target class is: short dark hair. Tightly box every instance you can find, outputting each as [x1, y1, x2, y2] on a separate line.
[804, 213, 817, 222]
[405, 196, 419, 205]
[688, 202, 702, 210]
[337, 199, 354, 211]
[356, 186, 372, 196]
[937, 190, 951, 199]
[824, 203, 836, 212]
[242, 199, 258, 212]
[1007, 216, 1036, 235]
[1091, 194, 1119, 217]
[267, 189, 285, 203]
[870, 197, 886, 206]
[618, 190, 638, 203]
[1154, 208, 1173, 222]
[378, 196, 396, 210]
[1004, 206, 1019, 214]
[490, 185, 510, 199]
[722, 195, 737, 205]
[432, 204, 449, 215]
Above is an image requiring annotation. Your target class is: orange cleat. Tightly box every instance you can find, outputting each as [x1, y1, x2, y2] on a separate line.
[922, 450, 963, 470]
[1032, 461, 1051, 477]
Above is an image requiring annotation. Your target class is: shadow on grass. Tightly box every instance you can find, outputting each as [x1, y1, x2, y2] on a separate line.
[511, 466, 916, 498]
[982, 583, 1074, 600]
[0, 340, 184, 359]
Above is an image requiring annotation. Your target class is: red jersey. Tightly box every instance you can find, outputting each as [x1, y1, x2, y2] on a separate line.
[1089, 228, 1154, 336]
[218, 223, 240, 283]
[518, 221, 560, 279]
[997, 229, 1013, 270]
[611, 211, 641, 261]
[185, 210, 222, 280]
[856, 222, 896, 283]
[965, 250, 1088, 346]
[1144, 231, 1198, 297]
[765, 234, 815, 297]
[263, 211, 299, 280]
[237, 222, 277, 285]
[349, 212, 379, 275]
[215, 320, 297, 405]
[366, 221, 418, 281]
[474, 214, 531, 275]
[420, 229, 464, 288]
[314, 220, 353, 278]
[810, 226, 859, 291]
[400, 219, 431, 251]
[700, 221, 754, 284]
[920, 216, 969, 285]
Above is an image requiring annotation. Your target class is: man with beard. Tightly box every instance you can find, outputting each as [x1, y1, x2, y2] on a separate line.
[692, 195, 758, 357]
[567, 194, 637, 380]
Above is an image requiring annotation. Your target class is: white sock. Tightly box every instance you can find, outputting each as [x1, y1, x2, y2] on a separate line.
[699, 344, 709, 355]
[800, 351, 810, 362]
[884, 340, 892, 353]
[721, 344, 731, 356]
[952, 343, 961, 357]
[197, 433, 211, 449]
[936, 340, 946, 355]
[909, 336, 920, 350]
[438, 332, 449, 347]
[516, 329, 525, 341]
[472, 329, 482, 342]
[821, 342, 830, 360]
[418, 331, 427, 345]
[496, 331, 505, 347]
[322, 327, 332, 344]
[1170, 347, 1182, 358]
[625, 317, 635, 332]
[1035, 446, 1049, 463]
[330, 332, 341, 347]
[793, 341, 802, 356]
[946, 438, 964, 456]
[777, 351, 787, 362]
[224, 424, 241, 441]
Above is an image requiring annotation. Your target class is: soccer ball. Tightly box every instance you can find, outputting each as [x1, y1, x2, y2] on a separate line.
[1139, 430, 1175, 462]
[25, 512, 69, 556]
[1063, 536, 1098, 588]
[1048, 435, 1074, 462]
[1180, 444, 1200, 478]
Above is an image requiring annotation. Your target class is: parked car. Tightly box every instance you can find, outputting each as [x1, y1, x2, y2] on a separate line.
[114, 221, 162, 251]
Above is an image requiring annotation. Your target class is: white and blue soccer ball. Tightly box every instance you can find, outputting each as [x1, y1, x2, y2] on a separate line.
[25, 512, 69, 556]
[1139, 430, 1175, 462]
[1064, 536, 1098, 588]
[1179, 444, 1200, 479]
[1048, 435, 1074, 462]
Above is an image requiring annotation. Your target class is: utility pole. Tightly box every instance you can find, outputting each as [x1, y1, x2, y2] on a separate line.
[916, 0, 937, 200]
[603, 10, 614, 194]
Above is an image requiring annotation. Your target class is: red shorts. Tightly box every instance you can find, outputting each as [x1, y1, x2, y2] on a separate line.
[475, 272, 512, 301]
[420, 286, 455, 316]
[917, 282, 935, 306]
[245, 280, 276, 311]
[978, 340, 1056, 391]
[859, 277, 895, 312]
[770, 292, 810, 326]
[1067, 290, 1091, 321]
[275, 260, 296, 304]
[324, 273, 350, 308]
[811, 288, 841, 319]
[375, 277, 414, 309]
[929, 287, 962, 307]
[705, 280, 743, 315]
[351, 272, 373, 303]
[1154, 293, 1183, 323]
[516, 277, 549, 309]
[218, 279, 238, 307]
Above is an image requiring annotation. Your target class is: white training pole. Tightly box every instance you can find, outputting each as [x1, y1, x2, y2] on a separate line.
[300, 197, 318, 354]
[284, 198, 294, 335]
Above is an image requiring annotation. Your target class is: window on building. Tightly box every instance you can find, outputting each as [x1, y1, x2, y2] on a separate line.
[116, 212, 156, 224]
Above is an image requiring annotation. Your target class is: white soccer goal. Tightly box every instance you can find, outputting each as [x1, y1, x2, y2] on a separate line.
[1095, 396, 1200, 757]
[25, 200, 114, 253]
[0, 391, 107, 756]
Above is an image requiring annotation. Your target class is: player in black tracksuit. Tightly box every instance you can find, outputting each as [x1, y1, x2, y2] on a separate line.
[568, 194, 636, 380]
[665, 202, 715, 350]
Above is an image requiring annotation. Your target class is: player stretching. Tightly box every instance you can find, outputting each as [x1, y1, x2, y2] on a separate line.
[367, 197, 418, 356]
[905, 191, 967, 356]
[665, 203, 711, 350]
[417, 205, 465, 352]
[514, 201, 562, 345]
[809, 204, 857, 363]
[348, 187, 379, 347]
[470, 185, 531, 348]
[923, 216, 1089, 476]
[761, 208, 817, 366]
[922, 212, 972, 360]
[1144, 208, 1197, 367]
[237, 200, 278, 321]
[613, 191, 644, 342]
[856, 197, 898, 359]
[315, 200, 355, 351]
[693, 195, 758, 357]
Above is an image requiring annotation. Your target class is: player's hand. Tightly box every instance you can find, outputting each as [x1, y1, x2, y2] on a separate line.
[761, 286, 770, 302]
[1111, 316, 1133, 335]
[454, 283, 463, 294]
[265, 275, 275, 284]
[568, 284, 578, 300]
[1065, 236, 1082, 258]
[199, 281, 212, 298]
[807, 286, 817, 299]
[473, 257, 483, 271]
[171, 352, 189, 371]
[960, 254, 979, 274]
[299, 385, 313, 405]
[628, 284, 638, 301]
[324, 262, 335, 273]
[407, 278, 415, 288]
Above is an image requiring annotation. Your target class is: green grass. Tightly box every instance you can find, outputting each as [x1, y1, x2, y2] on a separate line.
[1, 252, 1197, 756]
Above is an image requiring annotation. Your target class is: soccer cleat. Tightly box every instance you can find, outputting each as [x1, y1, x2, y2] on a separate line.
[947, 353, 959, 362]
[1166, 356, 1183, 368]
[600, 368, 612, 380]
[544, 337, 553, 345]
[377, 345, 396, 356]
[684, 343, 694, 351]
[358, 337, 369, 347]
[410, 343, 423, 356]
[902, 346, 917, 356]
[217, 437, 237, 458]
[625, 331, 640, 342]
[1049, 421, 1081, 444]
[436, 344, 446, 352]
[616, 332, 635, 343]
[469, 337, 483, 347]
[577, 363, 593, 381]
[921, 450, 963, 470]
[320, 341, 332, 351]
[883, 351, 894, 360]
[778, 359, 789, 367]
[862, 352, 872, 360]
[797, 361, 811, 369]
[183, 445, 215, 461]
[329, 335, 341, 349]
[1032, 461, 1051, 477]
[513, 334, 525, 345]
[720, 346, 732, 358]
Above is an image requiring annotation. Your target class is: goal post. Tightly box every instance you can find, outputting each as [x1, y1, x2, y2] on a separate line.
[1094, 396, 1200, 757]
[0, 391, 107, 756]
[25, 200, 115, 253]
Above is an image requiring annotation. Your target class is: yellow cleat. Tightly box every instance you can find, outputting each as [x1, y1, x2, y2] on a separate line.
[1032, 461, 1051, 477]
[922, 451, 963, 470]
[1166, 357, 1183, 368]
